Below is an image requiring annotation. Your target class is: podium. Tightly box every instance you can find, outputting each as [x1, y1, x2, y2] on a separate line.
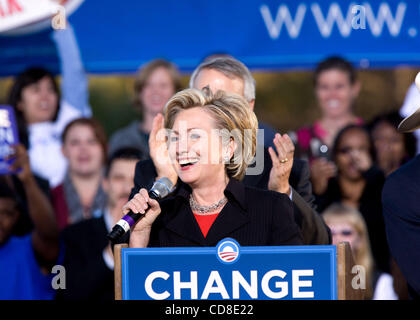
[113, 241, 364, 300]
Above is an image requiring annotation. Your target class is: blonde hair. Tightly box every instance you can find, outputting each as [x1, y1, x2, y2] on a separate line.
[164, 87, 258, 180]
[322, 203, 374, 299]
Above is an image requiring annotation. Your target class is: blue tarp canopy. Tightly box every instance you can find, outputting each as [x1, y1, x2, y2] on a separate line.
[0, 0, 419, 76]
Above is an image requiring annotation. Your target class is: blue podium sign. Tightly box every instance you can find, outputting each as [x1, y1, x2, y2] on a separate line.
[121, 238, 337, 300]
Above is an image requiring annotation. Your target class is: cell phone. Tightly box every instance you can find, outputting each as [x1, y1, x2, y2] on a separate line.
[310, 138, 330, 160]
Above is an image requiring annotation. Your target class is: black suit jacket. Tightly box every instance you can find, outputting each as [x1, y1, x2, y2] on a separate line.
[56, 216, 114, 300]
[382, 155, 420, 298]
[130, 148, 330, 245]
[315, 166, 390, 273]
[148, 178, 303, 247]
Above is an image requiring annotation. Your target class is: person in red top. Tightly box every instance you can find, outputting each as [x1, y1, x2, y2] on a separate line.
[192, 213, 220, 238]
[295, 57, 363, 189]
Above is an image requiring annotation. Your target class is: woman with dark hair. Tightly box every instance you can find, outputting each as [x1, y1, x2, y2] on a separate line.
[311, 124, 390, 273]
[294, 57, 363, 205]
[8, 68, 60, 147]
[295, 56, 362, 161]
[368, 111, 417, 176]
[7, 25, 91, 188]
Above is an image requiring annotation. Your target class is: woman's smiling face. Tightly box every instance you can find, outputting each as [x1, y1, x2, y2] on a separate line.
[315, 69, 359, 119]
[18, 76, 58, 124]
[168, 107, 229, 187]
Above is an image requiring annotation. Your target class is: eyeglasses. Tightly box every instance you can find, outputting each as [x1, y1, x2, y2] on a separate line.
[331, 229, 354, 236]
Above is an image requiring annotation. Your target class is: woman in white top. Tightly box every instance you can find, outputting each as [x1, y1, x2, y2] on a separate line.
[8, 25, 91, 188]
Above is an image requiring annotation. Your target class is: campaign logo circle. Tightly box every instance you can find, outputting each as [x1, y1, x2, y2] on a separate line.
[216, 238, 240, 264]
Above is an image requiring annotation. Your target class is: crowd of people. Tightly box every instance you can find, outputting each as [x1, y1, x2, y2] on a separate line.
[0, 26, 419, 301]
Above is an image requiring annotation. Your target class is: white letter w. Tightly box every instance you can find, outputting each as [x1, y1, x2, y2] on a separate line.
[260, 4, 307, 39]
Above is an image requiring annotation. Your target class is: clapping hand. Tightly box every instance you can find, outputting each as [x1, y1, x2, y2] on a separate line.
[149, 113, 178, 185]
[267, 133, 295, 195]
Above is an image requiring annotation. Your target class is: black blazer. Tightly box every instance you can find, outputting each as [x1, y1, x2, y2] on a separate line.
[147, 178, 303, 247]
[315, 166, 390, 273]
[56, 216, 114, 300]
[382, 155, 420, 299]
[130, 148, 330, 245]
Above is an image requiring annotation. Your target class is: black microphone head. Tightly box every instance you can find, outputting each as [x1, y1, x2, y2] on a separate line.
[150, 177, 174, 199]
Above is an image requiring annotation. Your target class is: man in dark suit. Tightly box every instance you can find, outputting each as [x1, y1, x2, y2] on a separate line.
[57, 148, 143, 300]
[382, 85, 420, 299]
[131, 57, 330, 245]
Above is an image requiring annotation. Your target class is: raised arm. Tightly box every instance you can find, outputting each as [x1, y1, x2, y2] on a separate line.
[51, 24, 91, 117]
[10, 144, 59, 265]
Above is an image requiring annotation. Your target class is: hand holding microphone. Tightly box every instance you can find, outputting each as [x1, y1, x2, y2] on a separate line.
[107, 177, 174, 242]
[122, 188, 161, 232]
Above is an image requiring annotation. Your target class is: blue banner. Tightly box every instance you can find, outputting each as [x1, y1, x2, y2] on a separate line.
[1, 1, 419, 76]
[121, 238, 337, 300]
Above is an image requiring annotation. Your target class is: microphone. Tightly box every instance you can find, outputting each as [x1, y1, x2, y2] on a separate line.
[107, 177, 174, 242]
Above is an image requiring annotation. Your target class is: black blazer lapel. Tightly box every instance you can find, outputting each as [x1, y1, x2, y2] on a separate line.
[160, 179, 250, 246]
[162, 197, 207, 246]
[204, 201, 250, 246]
